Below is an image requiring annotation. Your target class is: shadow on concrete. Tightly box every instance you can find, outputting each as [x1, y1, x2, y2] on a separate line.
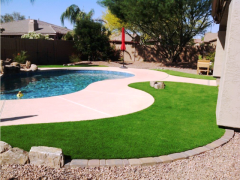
[0, 115, 38, 122]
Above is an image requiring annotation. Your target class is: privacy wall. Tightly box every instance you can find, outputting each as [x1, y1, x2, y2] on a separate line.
[1, 38, 77, 65]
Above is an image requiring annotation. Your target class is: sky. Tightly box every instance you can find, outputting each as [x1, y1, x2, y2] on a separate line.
[1, 0, 106, 30]
[1, 0, 219, 38]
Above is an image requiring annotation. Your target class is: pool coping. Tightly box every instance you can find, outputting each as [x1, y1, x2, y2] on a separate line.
[64, 129, 234, 168]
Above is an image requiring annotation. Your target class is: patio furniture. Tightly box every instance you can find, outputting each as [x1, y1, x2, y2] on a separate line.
[197, 60, 210, 75]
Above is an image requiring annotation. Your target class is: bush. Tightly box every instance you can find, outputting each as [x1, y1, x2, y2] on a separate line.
[206, 51, 215, 62]
[69, 54, 81, 63]
[198, 55, 203, 60]
[21, 32, 54, 40]
[13, 51, 28, 64]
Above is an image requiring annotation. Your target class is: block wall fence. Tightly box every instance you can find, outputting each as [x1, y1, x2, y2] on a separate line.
[1, 38, 214, 66]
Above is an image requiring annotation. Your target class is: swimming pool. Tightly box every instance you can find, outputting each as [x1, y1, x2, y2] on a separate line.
[0, 70, 134, 100]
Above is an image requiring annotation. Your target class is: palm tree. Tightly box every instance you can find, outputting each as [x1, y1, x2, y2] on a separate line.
[60, 4, 94, 26]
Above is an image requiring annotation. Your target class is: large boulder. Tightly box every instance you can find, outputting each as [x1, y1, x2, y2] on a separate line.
[154, 82, 165, 89]
[29, 146, 64, 168]
[30, 64, 38, 71]
[10, 62, 20, 67]
[150, 81, 157, 87]
[0, 141, 12, 153]
[4, 58, 12, 65]
[0, 147, 29, 165]
[26, 60, 31, 69]
[4, 65, 20, 74]
[0, 60, 4, 74]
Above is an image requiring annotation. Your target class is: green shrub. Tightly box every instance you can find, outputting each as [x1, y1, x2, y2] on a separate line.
[206, 51, 215, 62]
[69, 54, 81, 63]
[21, 32, 53, 40]
[13, 51, 28, 64]
[198, 55, 202, 60]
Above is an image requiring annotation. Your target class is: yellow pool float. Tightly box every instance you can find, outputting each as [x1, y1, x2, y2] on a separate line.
[17, 91, 23, 98]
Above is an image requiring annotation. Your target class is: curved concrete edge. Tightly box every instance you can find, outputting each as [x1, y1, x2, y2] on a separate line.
[64, 129, 234, 168]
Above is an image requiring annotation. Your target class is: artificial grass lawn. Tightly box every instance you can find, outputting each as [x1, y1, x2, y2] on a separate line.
[1, 82, 224, 159]
[38, 64, 108, 68]
[154, 69, 216, 80]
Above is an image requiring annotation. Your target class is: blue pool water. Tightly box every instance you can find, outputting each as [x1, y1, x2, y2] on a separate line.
[0, 70, 134, 100]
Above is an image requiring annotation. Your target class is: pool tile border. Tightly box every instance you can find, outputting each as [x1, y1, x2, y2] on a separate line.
[65, 129, 234, 168]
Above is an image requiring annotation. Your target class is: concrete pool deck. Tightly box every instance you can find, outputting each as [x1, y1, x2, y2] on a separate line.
[0, 67, 217, 126]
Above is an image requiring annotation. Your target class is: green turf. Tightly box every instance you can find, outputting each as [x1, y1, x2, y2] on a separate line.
[38, 64, 108, 68]
[154, 69, 216, 80]
[1, 82, 224, 159]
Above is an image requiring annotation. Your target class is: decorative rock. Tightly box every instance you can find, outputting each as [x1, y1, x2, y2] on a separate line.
[10, 62, 20, 67]
[150, 81, 157, 87]
[30, 64, 38, 71]
[0, 141, 12, 153]
[20, 64, 26, 69]
[0, 60, 4, 74]
[26, 60, 31, 69]
[4, 58, 12, 65]
[29, 146, 64, 168]
[0, 147, 29, 165]
[4, 65, 20, 74]
[154, 82, 165, 89]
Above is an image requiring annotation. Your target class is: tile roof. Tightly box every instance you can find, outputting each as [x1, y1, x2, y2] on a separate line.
[194, 39, 203, 44]
[1, 19, 71, 35]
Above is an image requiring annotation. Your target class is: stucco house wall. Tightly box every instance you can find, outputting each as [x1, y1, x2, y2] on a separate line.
[213, 0, 240, 128]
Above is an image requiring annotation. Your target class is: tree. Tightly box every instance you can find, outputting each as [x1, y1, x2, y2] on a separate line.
[60, 4, 94, 26]
[1, 12, 25, 23]
[99, 0, 213, 62]
[74, 18, 113, 61]
[102, 9, 129, 36]
[1, 0, 34, 3]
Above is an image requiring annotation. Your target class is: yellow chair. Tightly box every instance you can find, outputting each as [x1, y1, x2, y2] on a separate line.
[197, 60, 210, 75]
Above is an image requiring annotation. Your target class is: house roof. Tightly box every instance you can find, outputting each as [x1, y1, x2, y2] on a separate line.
[1, 19, 71, 36]
[204, 32, 218, 43]
[194, 39, 203, 44]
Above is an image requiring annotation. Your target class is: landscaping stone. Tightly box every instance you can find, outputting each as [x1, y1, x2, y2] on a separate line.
[154, 82, 165, 89]
[70, 159, 88, 168]
[99, 160, 106, 166]
[26, 60, 31, 69]
[4, 65, 20, 74]
[29, 146, 64, 168]
[30, 64, 38, 71]
[0, 60, 4, 74]
[4, 58, 12, 65]
[168, 153, 189, 161]
[150, 81, 157, 87]
[0, 147, 29, 165]
[0, 141, 11, 154]
[88, 159, 100, 167]
[184, 149, 201, 157]
[128, 159, 142, 166]
[139, 157, 157, 165]
[153, 157, 163, 163]
[106, 159, 124, 166]
[10, 62, 20, 67]
[158, 155, 173, 163]
[123, 159, 130, 166]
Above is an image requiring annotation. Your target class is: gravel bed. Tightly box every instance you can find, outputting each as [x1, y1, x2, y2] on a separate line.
[1, 132, 239, 180]
[83, 61, 198, 74]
